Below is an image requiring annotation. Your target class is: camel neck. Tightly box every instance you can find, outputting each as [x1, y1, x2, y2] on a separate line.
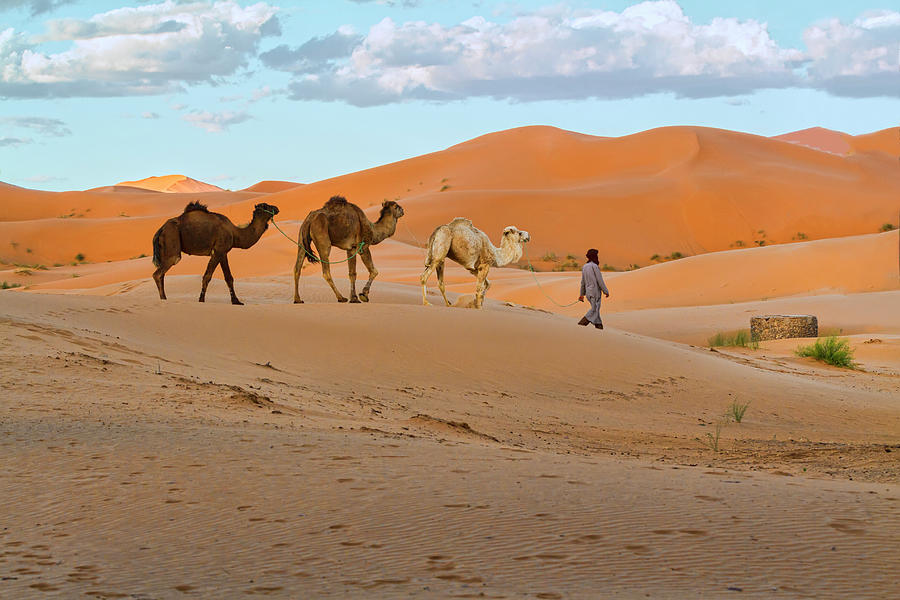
[233, 215, 268, 249]
[370, 213, 398, 245]
[492, 236, 523, 267]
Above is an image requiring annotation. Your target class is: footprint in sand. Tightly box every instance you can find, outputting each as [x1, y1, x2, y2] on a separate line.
[828, 520, 866, 535]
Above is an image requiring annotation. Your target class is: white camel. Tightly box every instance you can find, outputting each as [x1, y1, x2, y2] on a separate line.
[420, 218, 531, 309]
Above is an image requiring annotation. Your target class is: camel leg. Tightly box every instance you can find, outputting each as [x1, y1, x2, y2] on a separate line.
[420, 262, 436, 305]
[315, 238, 347, 302]
[358, 247, 378, 303]
[436, 260, 451, 306]
[219, 254, 243, 305]
[198, 253, 221, 303]
[292, 244, 307, 304]
[347, 251, 361, 303]
[153, 254, 180, 300]
[473, 265, 491, 309]
[420, 226, 451, 306]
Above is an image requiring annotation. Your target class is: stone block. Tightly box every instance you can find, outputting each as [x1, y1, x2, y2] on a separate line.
[750, 315, 818, 342]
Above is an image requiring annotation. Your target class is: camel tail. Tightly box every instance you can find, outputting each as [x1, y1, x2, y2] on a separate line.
[300, 219, 319, 264]
[152, 225, 164, 268]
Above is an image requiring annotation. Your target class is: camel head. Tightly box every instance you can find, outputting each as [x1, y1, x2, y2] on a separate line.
[253, 203, 279, 221]
[502, 226, 530, 245]
[381, 199, 405, 220]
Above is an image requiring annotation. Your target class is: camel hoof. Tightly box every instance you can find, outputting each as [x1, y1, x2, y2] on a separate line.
[231, 299, 244, 306]
[293, 299, 304, 304]
[337, 297, 348, 303]
[423, 300, 432, 306]
[349, 297, 361, 304]
[198, 297, 205, 303]
[358, 293, 369, 303]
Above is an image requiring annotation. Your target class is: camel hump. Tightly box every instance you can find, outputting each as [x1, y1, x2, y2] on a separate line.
[449, 217, 473, 227]
[324, 195, 348, 208]
[183, 201, 209, 213]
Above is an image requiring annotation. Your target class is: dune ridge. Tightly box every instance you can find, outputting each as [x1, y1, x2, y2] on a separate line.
[114, 174, 225, 193]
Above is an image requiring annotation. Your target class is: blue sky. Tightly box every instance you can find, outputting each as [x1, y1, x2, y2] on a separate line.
[1, 0, 898, 191]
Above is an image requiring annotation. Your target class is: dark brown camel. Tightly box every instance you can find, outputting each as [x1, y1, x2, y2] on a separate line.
[152, 201, 279, 305]
[293, 196, 404, 303]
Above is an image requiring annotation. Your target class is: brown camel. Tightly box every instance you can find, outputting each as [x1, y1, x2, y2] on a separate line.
[152, 201, 279, 305]
[293, 196, 404, 303]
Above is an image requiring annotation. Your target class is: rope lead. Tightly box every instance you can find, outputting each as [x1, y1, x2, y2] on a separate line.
[522, 242, 581, 308]
[265, 209, 366, 265]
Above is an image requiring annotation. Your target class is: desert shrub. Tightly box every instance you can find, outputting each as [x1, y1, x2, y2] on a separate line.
[728, 401, 750, 423]
[701, 422, 724, 453]
[601, 263, 618, 271]
[881, 223, 896, 232]
[667, 251, 684, 260]
[650, 254, 661, 261]
[552, 259, 580, 272]
[440, 185, 450, 192]
[734, 240, 745, 247]
[1, 281, 22, 289]
[708, 329, 758, 349]
[795, 336, 857, 369]
[542, 251, 558, 262]
[75, 253, 85, 262]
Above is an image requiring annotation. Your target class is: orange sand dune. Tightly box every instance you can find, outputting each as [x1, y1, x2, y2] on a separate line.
[772, 127, 851, 155]
[255, 125, 900, 266]
[849, 127, 900, 158]
[3, 125, 899, 269]
[483, 229, 900, 314]
[115, 174, 225, 193]
[241, 180, 304, 193]
[0, 184, 258, 224]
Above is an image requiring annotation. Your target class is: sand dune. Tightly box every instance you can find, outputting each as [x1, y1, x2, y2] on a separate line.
[115, 174, 225, 193]
[3, 124, 900, 598]
[3, 125, 898, 269]
[241, 180, 304, 193]
[772, 126, 852, 155]
[1, 288, 897, 598]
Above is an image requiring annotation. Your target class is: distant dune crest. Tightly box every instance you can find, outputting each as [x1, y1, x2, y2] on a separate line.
[115, 174, 225, 194]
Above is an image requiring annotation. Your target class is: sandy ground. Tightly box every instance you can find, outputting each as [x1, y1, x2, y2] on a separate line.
[2, 124, 899, 598]
[2, 279, 899, 598]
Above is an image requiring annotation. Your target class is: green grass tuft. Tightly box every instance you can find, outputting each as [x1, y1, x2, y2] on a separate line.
[75, 253, 85, 262]
[795, 336, 857, 369]
[727, 401, 750, 423]
[880, 223, 895, 232]
[708, 329, 758, 349]
[1, 281, 23, 289]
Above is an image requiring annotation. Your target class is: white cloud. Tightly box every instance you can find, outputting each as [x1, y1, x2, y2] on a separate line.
[0, 1, 280, 98]
[1, 115, 71, 136]
[272, 2, 900, 105]
[0, 0, 74, 17]
[276, 1, 803, 106]
[182, 109, 250, 132]
[804, 9, 900, 97]
[0, 136, 32, 146]
[141, 111, 160, 119]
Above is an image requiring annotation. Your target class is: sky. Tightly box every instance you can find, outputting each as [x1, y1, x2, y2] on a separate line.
[1, 0, 898, 191]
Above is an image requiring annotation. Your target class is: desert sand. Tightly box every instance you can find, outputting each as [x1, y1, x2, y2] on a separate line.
[1, 124, 899, 598]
